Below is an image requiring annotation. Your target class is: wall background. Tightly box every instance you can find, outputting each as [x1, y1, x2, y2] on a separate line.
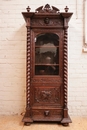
[0, 0, 87, 116]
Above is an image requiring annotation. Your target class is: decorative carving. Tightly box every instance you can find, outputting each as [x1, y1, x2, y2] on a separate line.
[31, 19, 63, 26]
[64, 28, 68, 108]
[26, 26, 31, 108]
[31, 77, 62, 84]
[35, 4, 60, 13]
[35, 87, 60, 103]
[41, 91, 51, 101]
[44, 18, 50, 24]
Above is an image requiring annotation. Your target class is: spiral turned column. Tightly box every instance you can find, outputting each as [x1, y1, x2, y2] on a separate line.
[26, 26, 31, 108]
[64, 28, 68, 109]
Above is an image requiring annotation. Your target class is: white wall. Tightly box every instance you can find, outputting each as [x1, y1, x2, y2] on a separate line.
[0, 0, 87, 116]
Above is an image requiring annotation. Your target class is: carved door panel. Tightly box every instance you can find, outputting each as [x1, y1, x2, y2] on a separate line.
[34, 86, 62, 105]
[35, 87, 59, 103]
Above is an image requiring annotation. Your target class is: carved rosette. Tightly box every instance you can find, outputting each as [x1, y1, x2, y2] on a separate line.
[64, 28, 68, 108]
[26, 26, 31, 108]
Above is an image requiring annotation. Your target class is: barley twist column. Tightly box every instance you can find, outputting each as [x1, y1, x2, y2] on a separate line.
[26, 26, 31, 108]
[64, 27, 68, 109]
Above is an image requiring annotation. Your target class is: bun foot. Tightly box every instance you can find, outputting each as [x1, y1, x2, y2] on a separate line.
[62, 123, 69, 126]
[24, 122, 31, 126]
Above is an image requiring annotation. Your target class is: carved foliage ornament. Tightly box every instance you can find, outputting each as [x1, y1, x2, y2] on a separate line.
[31, 18, 63, 26]
[35, 87, 60, 103]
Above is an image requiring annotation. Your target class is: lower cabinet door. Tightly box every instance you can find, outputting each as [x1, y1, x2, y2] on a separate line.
[32, 86, 63, 106]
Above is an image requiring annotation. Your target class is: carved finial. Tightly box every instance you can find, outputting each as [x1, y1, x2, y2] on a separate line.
[26, 6, 31, 12]
[64, 6, 69, 12]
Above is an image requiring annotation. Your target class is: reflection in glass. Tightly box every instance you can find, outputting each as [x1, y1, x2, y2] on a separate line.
[35, 33, 59, 46]
[35, 33, 59, 75]
[35, 47, 59, 64]
[35, 65, 59, 75]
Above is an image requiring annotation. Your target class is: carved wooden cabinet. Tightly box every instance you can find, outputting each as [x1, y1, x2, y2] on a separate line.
[22, 4, 73, 126]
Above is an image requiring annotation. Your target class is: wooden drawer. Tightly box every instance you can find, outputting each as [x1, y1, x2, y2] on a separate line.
[31, 109, 63, 121]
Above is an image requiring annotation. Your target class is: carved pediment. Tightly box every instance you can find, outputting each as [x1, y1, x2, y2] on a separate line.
[35, 4, 60, 13]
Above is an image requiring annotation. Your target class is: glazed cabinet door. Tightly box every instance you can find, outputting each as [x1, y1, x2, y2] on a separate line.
[30, 29, 64, 121]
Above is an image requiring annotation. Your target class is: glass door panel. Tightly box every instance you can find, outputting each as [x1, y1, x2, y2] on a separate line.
[35, 65, 59, 75]
[35, 33, 59, 75]
[35, 47, 59, 64]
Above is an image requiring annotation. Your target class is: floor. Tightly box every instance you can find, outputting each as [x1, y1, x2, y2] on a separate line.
[0, 115, 87, 130]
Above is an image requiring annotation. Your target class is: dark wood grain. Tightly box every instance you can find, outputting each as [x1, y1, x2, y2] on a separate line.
[22, 4, 73, 126]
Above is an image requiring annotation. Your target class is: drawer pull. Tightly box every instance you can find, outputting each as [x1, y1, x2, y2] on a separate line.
[44, 111, 49, 116]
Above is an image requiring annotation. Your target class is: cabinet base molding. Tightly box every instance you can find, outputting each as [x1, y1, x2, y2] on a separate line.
[61, 115, 72, 125]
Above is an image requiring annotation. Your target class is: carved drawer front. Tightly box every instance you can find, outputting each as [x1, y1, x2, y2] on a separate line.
[34, 87, 61, 105]
[32, 109, 63, 121]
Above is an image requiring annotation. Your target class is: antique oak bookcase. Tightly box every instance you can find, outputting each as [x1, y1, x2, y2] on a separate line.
[22, 4, 73, 126]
